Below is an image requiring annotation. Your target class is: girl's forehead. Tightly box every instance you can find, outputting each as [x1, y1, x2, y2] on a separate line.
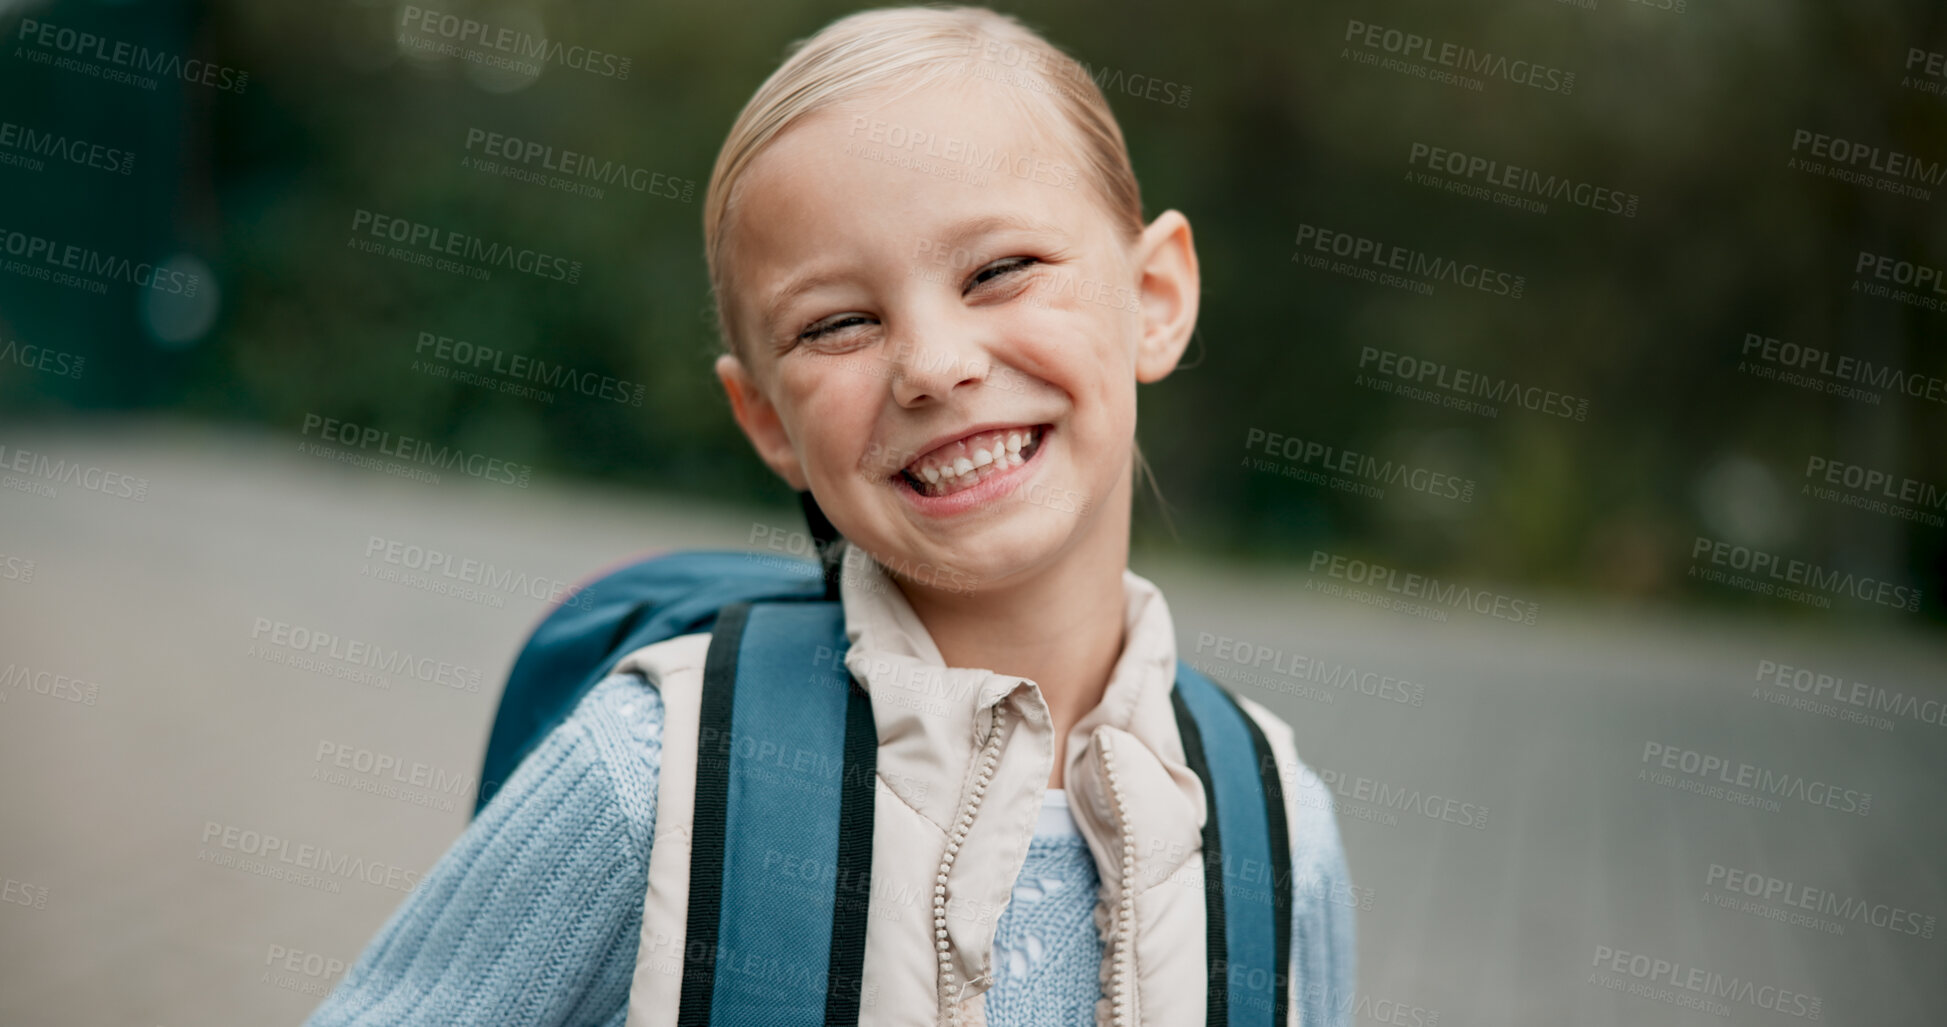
[741, 75, 1092, 222]
[718, 82, 1113, 346]
[832, 72, 1083, 157]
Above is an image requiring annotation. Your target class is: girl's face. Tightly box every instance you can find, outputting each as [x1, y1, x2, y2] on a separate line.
[715, 76, 1198, 596]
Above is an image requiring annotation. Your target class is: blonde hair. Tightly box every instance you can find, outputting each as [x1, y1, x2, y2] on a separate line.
[702, 4, 1145, 357]
[704, 4, 1172, 526]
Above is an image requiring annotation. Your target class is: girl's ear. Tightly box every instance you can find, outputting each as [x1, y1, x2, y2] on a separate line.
[716, 353, 809, 490]
[1132, 209, 1201, 384]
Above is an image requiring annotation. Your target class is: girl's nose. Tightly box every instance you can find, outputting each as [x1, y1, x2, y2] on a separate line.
[885, 329, 992, 407]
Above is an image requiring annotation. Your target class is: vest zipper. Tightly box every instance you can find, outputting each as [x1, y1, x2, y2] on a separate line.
[1097, 731, 1137, 1027]
[935, 702, 1008, 1026]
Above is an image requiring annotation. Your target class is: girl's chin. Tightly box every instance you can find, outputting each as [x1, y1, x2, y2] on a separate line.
[893, 517, 1081, 595]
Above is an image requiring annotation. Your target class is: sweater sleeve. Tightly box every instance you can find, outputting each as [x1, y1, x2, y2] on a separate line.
[304, 672, 666, 1027]
[1287, 757, 1358, 1027]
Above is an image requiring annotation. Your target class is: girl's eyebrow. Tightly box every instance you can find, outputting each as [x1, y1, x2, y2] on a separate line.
[761, 268, 854, 335]
[759, 213, 1070, 333]
[941, 212, 1070, 243]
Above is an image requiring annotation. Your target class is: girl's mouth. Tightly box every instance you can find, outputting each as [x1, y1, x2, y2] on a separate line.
[893, 424, 1049, 501]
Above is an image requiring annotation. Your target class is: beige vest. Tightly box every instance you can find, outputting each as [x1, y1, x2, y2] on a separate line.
[621, 547, 1309, 1027]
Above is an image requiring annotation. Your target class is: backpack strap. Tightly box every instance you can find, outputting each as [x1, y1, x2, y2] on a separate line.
[1171, 661, 1293, 1027]
[478, 551, 825, 815]
[677, 600, 877, 1026]
[797, 489, 846, 601]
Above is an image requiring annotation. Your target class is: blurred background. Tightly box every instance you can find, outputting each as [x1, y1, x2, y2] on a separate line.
[2, 0, 1944, 1023]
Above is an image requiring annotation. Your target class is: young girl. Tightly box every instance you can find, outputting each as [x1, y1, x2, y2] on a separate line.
[306, 7, 1353, 1025]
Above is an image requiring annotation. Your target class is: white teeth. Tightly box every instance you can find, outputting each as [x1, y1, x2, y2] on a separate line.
[900, 425, 1047, 496]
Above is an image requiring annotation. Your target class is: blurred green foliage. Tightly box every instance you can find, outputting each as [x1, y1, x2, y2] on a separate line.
[3, 0, 1943, 619]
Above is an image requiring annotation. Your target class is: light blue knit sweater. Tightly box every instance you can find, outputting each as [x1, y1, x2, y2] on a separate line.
[305, 671, 1354, 1025]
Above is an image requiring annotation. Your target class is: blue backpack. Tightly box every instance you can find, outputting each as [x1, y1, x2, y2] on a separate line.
[477, 497, 1298, 1026]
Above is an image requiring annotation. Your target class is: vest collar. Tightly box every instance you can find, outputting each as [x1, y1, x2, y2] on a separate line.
[830, 539, 1194, 793]
[832, 541, 1209, 1023]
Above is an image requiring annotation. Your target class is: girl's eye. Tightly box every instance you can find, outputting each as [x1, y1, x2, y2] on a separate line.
[966, 256, 1039, 293]
[799, 314, 875, 343]
[791, 256, 1040, 347]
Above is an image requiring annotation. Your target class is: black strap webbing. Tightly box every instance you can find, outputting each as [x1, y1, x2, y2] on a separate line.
[676, 602, 748, 1026]
[798, 490, 845, 601]
[676, 600, 873, 1026]
[1171, 687, 1228, 1027]
[1237, 698, 1293, 1026]
[822, 677, 877, 1023]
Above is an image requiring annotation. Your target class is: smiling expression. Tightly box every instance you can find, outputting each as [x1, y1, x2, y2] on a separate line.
[714, 75, 1196, 595]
